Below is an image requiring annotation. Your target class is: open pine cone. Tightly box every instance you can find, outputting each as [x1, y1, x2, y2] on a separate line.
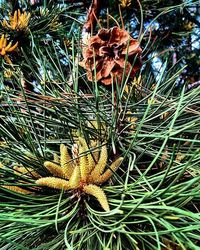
[80, 26, 142, 85]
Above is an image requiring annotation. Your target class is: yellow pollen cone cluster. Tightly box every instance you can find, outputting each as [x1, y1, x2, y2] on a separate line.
[0, 34, 18, 56]
[14, 166, 41, 179]
[0, 163, 36, 195]
[120, 0, 132, 8]
[36, 137, 123, 212]
[2, 9, 31, 31]
[2, 185, 33, 194]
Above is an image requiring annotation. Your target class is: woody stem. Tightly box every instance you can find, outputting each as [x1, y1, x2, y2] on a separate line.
[82, 0, 101, 34]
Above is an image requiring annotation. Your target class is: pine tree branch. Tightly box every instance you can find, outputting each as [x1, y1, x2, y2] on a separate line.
[82, 0, 100, 33]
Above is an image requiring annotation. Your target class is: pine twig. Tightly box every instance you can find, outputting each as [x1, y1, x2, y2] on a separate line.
[82, 0, 101, 44]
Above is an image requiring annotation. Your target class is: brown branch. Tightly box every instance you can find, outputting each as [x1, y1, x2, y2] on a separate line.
[82, 0, 100, 34]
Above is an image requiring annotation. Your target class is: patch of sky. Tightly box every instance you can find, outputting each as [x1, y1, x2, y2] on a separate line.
[148, 52, 164, 83]
[191, 16, 200, 50]
[144, 20, 160, 31]
[188, 6, 200, 50]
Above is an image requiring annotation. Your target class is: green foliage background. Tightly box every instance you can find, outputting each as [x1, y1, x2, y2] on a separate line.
[0, 0, 199, 249]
